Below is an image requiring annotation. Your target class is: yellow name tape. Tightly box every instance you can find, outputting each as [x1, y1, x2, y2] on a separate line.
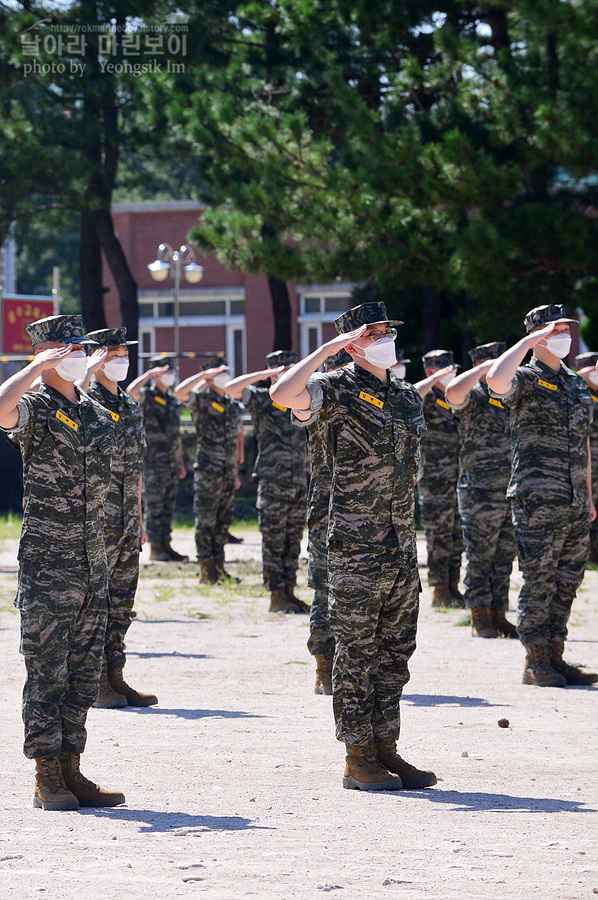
[56, 410, 78, 431]
[108, 410, 120, 422]
[272, 400, 288, 412]
[436, 398, 450, 410]
[592, 394, 598, 404]
[212, 401, 225, 413]
[538, 379, 557, 391]
[154, 396, 167, 405]
[488, 398, 504, 409]
[359, 391, 384, 409]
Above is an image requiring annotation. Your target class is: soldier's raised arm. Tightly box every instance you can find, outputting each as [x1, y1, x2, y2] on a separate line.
[445, 361, 493, 406]
[225, 366, 285, 401]
[0, 347, 72, 429]
[175, 365, 228, 403]
[127, 365, 170, 401]
[487, 324, 557, 395]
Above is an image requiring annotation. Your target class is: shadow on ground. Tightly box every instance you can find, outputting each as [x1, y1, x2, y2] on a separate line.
[82, 809, 274, 832]
[118, 706, 266, 720]
[403, 694, 509, 708]
[400, 788, 595, 814]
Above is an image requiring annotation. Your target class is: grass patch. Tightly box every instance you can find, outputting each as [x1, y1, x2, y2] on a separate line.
[153, 585, 174, 603]
[455, 613, 472, 627]
[0, 514, 23, 541]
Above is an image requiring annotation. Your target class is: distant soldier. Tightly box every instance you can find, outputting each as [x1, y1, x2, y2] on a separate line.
[575, 351, 598, 564]
[445, 342, 517, 639]
[79, 328, 158, 708]
[226, 351, 309, 613]
[0, 315, 124, 811]
[414, 350, 463, 607]
[176, 362, 242, 583]
[488, 305, 597, 686]
[128, 356, 188, 562]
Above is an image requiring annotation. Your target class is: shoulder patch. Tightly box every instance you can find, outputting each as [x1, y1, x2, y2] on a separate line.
[359, 391, 384, 409]
[56, 410, 78, 431]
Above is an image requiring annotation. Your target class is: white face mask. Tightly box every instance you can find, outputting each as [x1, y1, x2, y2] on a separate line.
[354, 336, 397, 369]
[587, 371, 598, 388]
[543, 333, 571, 359]
[439, 369, 456, 387]
[392, 363, 407, 379]
[103, 358, 129, 382]
[212, 372, 231, 389]
[55, 350, 87, 383]
[160, 372, 176, 388]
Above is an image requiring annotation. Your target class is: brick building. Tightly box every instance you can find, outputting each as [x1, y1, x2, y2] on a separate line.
[103, 200, 354, 378]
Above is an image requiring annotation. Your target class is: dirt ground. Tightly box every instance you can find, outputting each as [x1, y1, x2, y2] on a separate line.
[0, 528, 597, 900]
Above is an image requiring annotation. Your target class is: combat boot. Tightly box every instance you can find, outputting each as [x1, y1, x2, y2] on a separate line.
[33, 756, 79, 811]
[58, 753, 125, 808]
[549, 637, 598, 685]
[269, 587, 301, 613]
[226, 531, 244, 544]
[431, 584, 458, 608]
[162, 540, 189, 562]
[108, 665, 158, 707]
[491, 607, 518, 639]
[199, 560, 220, 584]
[449, 581, 464, 605]
[149, 542, 170, 561]
[373, 740, 437, 788]
[522, 642, 566, 687]
[92, 669, 127, 709]
[314, 654, 333, 695]
[215, 557, 240, 583]
[285, 584, 310, 613]
[343, 744, 403, 791]
[470, 606, 497, 639]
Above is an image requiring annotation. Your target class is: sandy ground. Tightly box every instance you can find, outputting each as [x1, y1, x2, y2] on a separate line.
[0, 528, 597, 900]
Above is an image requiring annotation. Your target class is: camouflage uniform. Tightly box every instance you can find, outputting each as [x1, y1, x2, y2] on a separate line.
[304, 347, 425, 745]
[140, 382, 181, 544]
[86, 379, 145, 669]
[418, 351, 462, 587]
[4, 316, 116, 760]
[500, 355, 592, 645]
[243, 353, 307, 591]
[575, 352, 598, 561]
[187, 386, 241, 563]
[449, 343, 515, 610]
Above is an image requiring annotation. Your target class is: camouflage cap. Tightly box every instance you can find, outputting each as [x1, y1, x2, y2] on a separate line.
[468, 341, 506, 365]
[575, 351, 598, 368]
[322, 347, 352, 372]
[200, 355, 227, 371]
[334, 301, 403, 335]
[524, 304, 577, 333]
[149, 353, 176, 369]
[26, 314, 98, 347]
[395, 348, 411, 364]
[266, 350, 297, 368]
[422, 349, 456, 370]
[85, 327, 138, 347]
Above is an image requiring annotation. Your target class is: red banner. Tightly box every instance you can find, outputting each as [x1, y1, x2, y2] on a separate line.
[2, 297, 55, 353]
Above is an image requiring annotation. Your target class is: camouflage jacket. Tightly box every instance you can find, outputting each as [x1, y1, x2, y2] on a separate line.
[499, 357, 593, 505]
[187, 387, 241, 473]
[450, 382, 511, 492]
[305, 363, 426, 551]
[87, 381, 146, 536]
[242, 385, 307, 487]
[587, 389, 598, 498]
[418, 386, 460, 486]
[139, 383, 181, 469]
[6, 383, 116, 569]
[292, 377, 330, 528]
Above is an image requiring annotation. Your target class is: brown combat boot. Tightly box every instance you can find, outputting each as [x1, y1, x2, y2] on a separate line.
[431, 584, 459, 608]
[471, 606, 498, 639]
[58, 753, 125, 808]
[449, 580, 464, 604]
[215, 557, 240, 583]
[108, 666, 158, 707]
[269, 587, 301, 613]
[373, 740, 437, 789]
[343, 744, 403, 791]
[314, 654, 333, 695]
[199, 560, 220, 584]
[162, 540, 189, 562]
[491, 607, 518, 639]
[285, 584, 310, 613]
[33, 756, 79, 811]
[522, 642, 566, 687]
[92, 669, 127, 709]
[149, 542, 170, 561]
[549, 637, 598, 685]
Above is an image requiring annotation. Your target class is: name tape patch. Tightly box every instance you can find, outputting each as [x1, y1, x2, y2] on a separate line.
[56, 410, 78, 431]
[592, 394, 598, 405]
[108, 410, 120, 422]
[272, 400, 288, 412]
[212, 401, 225, 413]
[488, 398, 504, 409]
[359, 391, 384, 409]
[538, 378, 558, 391]
[436, 398, 450, 410]
[154, 396, 167, 406]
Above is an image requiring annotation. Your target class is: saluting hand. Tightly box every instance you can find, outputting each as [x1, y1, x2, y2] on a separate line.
[526, 322, 558, 348]
[86, 347, 108, 374]
[324, 325, 367, 355]
[33, 346, 73, 371]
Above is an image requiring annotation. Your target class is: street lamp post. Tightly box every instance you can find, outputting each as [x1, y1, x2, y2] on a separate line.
[147, 243, 203, 366]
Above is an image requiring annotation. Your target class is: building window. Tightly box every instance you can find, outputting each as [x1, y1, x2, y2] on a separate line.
[226, 325, 246, 376]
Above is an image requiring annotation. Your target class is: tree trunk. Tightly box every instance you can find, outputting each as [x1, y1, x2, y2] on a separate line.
[267, 274, 292, 351]
[80, 210, 107, 332]
[95, 209, 139, 377]
[422, 284, 442, 352]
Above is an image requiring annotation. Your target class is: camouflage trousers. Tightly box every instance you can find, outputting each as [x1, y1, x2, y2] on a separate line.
[327, 542, 420, 746]
[257, 479, 306, 590]
[15, 561, 108, 759]
[306, 518, 334, 657]
[103, 530, 140, 671]
[194, 465, 236, 562]
[512, 500, 590, 645]
[143, 461, 179, 543]
[458, 488, 516, 609]
[418, 481, 463, 585]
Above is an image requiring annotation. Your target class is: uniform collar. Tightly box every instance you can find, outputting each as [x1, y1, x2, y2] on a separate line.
[93, 380, 124, 405]
[352, 362, 390, 391]
[530, 356, 573, 378]
[40, 381, 91, 408]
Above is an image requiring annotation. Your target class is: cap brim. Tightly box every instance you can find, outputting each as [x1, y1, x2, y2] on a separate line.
[369, 319, 403, 327]
[63, 336, 98, 345]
